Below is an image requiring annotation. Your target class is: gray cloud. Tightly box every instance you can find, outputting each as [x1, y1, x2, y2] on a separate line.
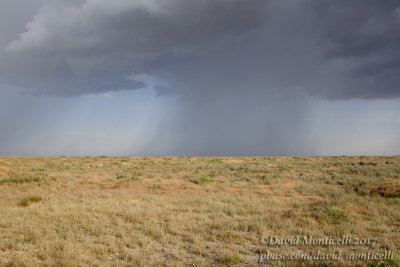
[1, 0, 399, 99]
[0, 0, 399, 156]
[309, 0, 400, 99]
[1, 0, 270, 96]
[154, 84, 173, 97]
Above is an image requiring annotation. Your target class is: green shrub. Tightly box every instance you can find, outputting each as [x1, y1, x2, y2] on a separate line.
[311, 204, 348, 223]
[191, 175, 212, 184]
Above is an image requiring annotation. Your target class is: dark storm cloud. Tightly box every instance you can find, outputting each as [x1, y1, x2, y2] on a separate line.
[317, 0, 400, 59]
[1, 0, 270, 96]
[0, 0, 399, 156]
[309, 0, 400, 99]
[1, 0, 399, 99]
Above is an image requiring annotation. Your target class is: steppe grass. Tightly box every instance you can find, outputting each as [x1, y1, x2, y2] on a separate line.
[0, 156, 399, 266]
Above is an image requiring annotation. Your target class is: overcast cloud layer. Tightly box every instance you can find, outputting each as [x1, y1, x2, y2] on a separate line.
[1, 0, 399, 99]
[0, 0, 399, 155]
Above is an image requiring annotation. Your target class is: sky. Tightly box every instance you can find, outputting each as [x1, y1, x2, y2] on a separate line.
[0, 0, 399, 156]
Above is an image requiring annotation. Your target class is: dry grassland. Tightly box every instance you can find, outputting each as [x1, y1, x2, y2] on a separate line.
[0, 156, 399, 266]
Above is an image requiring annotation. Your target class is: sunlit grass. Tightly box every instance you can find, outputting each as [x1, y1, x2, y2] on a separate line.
[0, 156, 399, 266]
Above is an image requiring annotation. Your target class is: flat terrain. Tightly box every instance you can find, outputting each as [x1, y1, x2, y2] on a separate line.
[0, 156, 399, 266]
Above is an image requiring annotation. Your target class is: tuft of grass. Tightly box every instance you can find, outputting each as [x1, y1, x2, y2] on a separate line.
[19, 196, 42, 207]
[116, 174, 127, 179]
[130, 176, 140, 181]
[368, 256, 400, 267]
[311, 204, 348, 223]
[191, 174, 212, 184]
[217, 253, 242, 265]
[262, 175, 272, 185]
